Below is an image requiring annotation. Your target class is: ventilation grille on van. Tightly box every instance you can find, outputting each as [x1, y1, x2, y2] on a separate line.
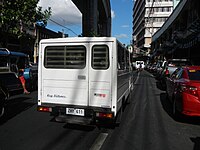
[44, 46, 86, 69]
[92, 45, 109, 70]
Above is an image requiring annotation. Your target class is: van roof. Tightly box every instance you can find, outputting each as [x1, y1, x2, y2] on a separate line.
[40, 37, 117, 44]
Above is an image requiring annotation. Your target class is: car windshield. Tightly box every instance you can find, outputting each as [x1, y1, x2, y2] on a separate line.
[0, 56, 8, 67]
[188, 70, 200, 80]
[168, 61, 192, 67]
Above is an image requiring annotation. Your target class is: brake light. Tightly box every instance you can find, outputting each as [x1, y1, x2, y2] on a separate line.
[165, 69, 169, 75]
[180, 85, 198, 97]
[96, 112, 113, 119]
[38, 106, 52, 112]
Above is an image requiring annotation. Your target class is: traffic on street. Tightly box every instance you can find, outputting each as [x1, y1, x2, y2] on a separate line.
[0, 70, 200, 150]
[1, 0, 200, 150]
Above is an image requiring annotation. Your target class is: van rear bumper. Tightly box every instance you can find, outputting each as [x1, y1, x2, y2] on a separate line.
[37, 103, 115, 125]
[55, 115, 94, 125]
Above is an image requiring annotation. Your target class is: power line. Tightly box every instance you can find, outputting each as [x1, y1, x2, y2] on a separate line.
[46, 0, 81, 36]
[49, 18, 79, 36]
[50, 10, 81, 29]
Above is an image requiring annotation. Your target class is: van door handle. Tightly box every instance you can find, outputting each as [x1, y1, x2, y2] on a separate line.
[78, 75, 86, 80]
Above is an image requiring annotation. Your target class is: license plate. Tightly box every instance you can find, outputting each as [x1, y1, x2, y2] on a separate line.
[66, 108, 85, 116]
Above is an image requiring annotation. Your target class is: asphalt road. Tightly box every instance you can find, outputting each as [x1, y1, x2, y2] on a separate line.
[0, 70, 200, 150]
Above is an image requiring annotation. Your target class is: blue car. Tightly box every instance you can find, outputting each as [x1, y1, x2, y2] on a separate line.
[0, 48, 34, 96]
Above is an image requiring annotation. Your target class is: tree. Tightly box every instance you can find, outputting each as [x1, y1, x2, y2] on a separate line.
[0, 0, 51, 47]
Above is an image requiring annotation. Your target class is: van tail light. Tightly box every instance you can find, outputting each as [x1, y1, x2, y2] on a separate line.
[180, 85, 198, 97]
[38, 106, 52, 112]
[96, 112, 113, 119]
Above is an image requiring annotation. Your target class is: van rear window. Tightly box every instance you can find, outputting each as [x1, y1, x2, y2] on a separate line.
[44, 46, 86, 69]
[92, 45, 109, 70]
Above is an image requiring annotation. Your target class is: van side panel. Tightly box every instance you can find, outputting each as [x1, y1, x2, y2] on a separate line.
[117, 72, 130, 100]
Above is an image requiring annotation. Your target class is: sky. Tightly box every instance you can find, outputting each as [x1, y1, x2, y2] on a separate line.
[37, 0, 133, 45]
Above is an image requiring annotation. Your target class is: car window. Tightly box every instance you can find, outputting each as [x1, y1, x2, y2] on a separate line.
[0, 56, 8, 67]
[171, 68, 180, 78]
[167, 61, 192, 67]
[187, 70, 200, 80]
[176, 69, 183, 79]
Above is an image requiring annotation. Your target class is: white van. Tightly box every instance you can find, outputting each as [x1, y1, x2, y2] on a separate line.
[135, 61, 145, 70]
[38, 37, 133, 125]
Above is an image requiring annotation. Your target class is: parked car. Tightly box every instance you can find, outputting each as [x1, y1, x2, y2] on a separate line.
[155, 60, 167, 79]
[154, 60, 163, 75]
[159, 59, 192, 89]
[165, 59, 192, 75]
[166, 66, 200, 117]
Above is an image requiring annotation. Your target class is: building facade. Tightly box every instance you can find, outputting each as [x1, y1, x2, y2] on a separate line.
[151, 0, 200, 65]
[72, 0, 111, 37]
[132, 0, 173, 53]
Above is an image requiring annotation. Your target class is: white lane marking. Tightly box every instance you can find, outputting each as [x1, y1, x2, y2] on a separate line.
[134, 71, 140, 84]
[150, 74, 154, 77]
[90, 133, 108, 150]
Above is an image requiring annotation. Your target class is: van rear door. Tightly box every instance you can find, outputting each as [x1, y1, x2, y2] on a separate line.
[41, 43, 89, 106]
[88, 42, 112, 108]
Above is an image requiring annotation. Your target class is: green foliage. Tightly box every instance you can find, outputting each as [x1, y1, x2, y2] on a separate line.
[0, 0, 51, 36]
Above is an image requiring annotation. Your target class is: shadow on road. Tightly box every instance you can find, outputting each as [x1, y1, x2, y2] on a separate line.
[0, 96, 35, 125]
[190, 137, 200, 150]
[63, 123, 96, 131]
[156, 81, 166, 91]
[160, 93, 200, 125]
[191, 137, 200, 150]
[160, 93, 173, 117]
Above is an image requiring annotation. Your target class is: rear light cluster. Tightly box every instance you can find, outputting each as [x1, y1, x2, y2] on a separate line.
[38, 106, 52, 112]
[165, 69, 169, 75]
[96, 112, 113, 119]
[180, 85, 198, 97]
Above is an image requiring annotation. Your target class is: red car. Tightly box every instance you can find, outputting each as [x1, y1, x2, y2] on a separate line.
[166, 66, 200, 117]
